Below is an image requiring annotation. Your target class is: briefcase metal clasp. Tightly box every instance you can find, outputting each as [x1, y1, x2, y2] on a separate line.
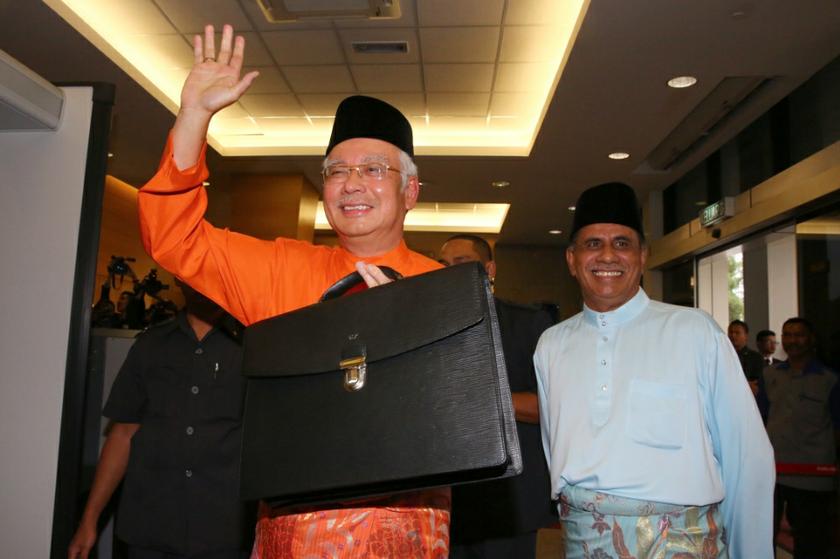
[340, 356, 367, 391]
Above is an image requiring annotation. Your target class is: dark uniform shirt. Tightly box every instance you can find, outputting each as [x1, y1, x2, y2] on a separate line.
[736, 345, 764, 381]
[103, 311, 249, 555]
[451, 299, 557, 543]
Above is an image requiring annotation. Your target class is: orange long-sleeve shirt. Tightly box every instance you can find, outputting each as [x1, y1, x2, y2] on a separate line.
[138, 134, 441, 327]
[138, 135, 449, 558]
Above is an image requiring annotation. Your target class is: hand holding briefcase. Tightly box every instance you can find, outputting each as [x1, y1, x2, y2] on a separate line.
[240, 262, 522, 506]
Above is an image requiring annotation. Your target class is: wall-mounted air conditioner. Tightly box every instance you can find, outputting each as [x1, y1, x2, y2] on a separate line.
[0, 49, 64, 131]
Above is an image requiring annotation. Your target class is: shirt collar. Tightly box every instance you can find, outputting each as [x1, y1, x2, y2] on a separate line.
[582, 287, 649, 328]
[176, 310, 219, 342]
[338, 239, 413, 272]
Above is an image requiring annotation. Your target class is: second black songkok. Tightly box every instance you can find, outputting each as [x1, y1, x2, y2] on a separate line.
[326, 95, 414, 157]
[570, 182, 645, 242]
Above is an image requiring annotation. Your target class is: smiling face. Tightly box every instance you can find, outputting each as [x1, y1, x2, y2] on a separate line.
[781, 321, 815, 362]
[322, 137, 418, 257]
[566, 223, 647, 312]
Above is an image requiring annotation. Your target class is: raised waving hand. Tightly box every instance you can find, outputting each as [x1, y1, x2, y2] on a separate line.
[173, 24, 259, 169]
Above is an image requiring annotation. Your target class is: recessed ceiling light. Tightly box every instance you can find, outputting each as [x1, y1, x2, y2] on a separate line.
[548, 229, 563, 235]
[107, 152, 114, 158]
[202, 181, 210, 187]
[491, 180, 510, 189]
[567, 205, 576, 212]
[667, 75, 698, 89]
[608, 152, 630, 160]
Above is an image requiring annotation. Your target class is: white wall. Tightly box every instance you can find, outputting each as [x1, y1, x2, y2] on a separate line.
[697, 251, 731, 330]
[0, 87, 92, 559]
[767, 229, 799, 360]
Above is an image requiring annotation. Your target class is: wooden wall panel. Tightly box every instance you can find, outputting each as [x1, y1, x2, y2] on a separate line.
[95, 175, 183, 311]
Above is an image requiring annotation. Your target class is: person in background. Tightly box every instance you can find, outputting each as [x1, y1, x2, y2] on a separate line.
[757, 329, 781, 366]
[439, 234, 556, 558]
[68, 282, 250, 559]
[758, 317, 840, 559]
[535, 182, 775, 558]
[137, 24, 448, 558]
[728, 319, 764, 393]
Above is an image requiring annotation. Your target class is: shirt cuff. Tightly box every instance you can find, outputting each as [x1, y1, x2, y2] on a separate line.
[140, 131, 210, 194]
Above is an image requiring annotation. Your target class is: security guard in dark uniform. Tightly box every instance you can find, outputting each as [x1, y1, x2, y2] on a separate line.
[69, 283, 252, 559]
[439, 235, 557, 558]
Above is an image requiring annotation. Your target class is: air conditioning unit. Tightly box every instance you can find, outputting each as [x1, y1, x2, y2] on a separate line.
[257, 0, 401, 23]
[0, 49, 64, 131]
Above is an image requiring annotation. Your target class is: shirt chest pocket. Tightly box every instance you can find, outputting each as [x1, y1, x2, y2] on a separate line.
[625, 380, 687, 450]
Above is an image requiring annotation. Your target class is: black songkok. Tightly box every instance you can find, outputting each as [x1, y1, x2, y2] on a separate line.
[326, 95, 414, 157]
[570, 182, 645, 242]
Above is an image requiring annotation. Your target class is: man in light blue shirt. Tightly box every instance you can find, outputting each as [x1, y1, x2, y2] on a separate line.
[534, 182, 775, 558]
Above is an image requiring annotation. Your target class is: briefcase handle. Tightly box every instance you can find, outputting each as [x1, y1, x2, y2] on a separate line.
[319, 266, 403, 302]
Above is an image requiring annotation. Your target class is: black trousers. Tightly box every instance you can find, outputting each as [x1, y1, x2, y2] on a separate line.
[773, 484, 835, 559]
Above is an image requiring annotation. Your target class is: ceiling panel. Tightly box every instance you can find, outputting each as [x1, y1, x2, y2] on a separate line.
[505, 0, 569, 25]
[368, 93, 427, 117]
[417, 0, 504, 26]
[242, 66, 291, 94]
[490, 92, 531, 116]
[494, 62, 550, 92]
[419, 27, 501, 63]
[262, 30, 345, 65]
[298, 93, 349, 115]
[351, 64, 422, 92]
[283, 65, 356, 93]
[499, 26, 560, 62]
[239, 93, 304, 117]
[424, 64, 495, 92]
[427, 93, 491, 116]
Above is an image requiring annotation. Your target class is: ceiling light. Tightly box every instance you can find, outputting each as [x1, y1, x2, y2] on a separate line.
[667, 75, 698, 89]
[202, 181, 210, 187]
[491, 180, 510, 189]
[548, 229, 563, 235]
[107, 152, 113, 158]
[315, 202, 510, 233]
[567, 206, 576, 212]
[608, 152, 630, 160]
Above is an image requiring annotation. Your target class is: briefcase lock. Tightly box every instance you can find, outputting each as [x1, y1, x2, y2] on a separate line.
[340, 356, 367, 391]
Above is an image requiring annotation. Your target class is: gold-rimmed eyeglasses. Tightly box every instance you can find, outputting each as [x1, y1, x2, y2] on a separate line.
[322, 163, 403, 183]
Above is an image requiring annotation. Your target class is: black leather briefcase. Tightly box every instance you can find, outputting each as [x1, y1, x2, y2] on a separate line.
[239, 262, 522, 506]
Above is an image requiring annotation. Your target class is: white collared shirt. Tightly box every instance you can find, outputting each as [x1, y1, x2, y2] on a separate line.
[535, 288, 775, 558]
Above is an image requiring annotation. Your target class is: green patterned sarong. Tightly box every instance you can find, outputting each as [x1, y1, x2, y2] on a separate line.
[559, 485, 728, 559]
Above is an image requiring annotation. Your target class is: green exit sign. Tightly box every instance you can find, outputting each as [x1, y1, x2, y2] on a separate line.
[700, 197, 735, 228]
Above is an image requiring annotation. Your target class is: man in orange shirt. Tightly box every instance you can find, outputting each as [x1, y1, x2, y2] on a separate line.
[138, 23, 447, 559]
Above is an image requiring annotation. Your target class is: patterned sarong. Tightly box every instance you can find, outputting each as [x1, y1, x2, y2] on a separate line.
[559, 485, 728, 559]
[251, 489, 450, 558]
